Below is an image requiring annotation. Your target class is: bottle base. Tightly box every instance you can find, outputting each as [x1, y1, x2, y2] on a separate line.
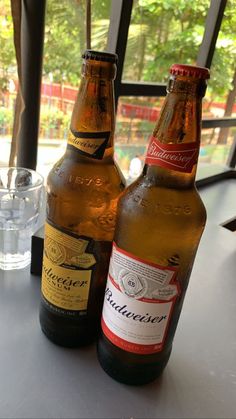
[40, 323, 95, 348]
[39, 304, 98, 348]
[97, 338, 172, 385]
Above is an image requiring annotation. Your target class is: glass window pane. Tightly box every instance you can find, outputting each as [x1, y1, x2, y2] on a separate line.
[199, 126, 236, 167]
[37, 0, 111, 178]
[91, 0, 111, 50]
[115, 96, 165, 181]
[203, 0, 236, 125]
[115, 97, 236, 183]
[123, 0, 210, 83]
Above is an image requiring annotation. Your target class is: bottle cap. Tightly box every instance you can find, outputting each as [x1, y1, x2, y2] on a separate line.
[82, 50, 118, 64]
[170, 64, 210, 79]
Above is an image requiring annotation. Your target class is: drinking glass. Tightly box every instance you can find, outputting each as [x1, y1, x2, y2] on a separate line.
[0, 167, 43, 270]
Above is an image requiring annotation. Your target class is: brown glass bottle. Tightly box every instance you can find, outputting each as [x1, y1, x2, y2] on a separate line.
[97, 64, 210, 384]
[39, 50, 125, 347]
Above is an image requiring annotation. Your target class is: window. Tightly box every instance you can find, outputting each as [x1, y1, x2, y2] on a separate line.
[111, 0, 236, 182]
[0, 0, 235, 184]
[123, 0, 210, 83]
[37, 0, 112, 178]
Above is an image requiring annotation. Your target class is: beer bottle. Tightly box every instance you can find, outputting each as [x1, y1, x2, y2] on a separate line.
[97, 64, 210, 384]
[39, 50, 125, 347]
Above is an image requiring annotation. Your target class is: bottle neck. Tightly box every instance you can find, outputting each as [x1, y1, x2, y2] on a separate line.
[144, 77, 206, 188]
[66, 60, 116, 161]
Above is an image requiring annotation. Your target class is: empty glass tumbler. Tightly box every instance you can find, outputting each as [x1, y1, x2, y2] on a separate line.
[0, 167, 43, 270]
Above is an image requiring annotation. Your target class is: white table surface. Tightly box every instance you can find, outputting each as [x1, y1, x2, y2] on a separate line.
[0, 178, 236, 419]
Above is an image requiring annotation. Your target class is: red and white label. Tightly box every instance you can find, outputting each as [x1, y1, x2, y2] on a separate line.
[145, 137, 199, 173]
[101, 243, 180, 355]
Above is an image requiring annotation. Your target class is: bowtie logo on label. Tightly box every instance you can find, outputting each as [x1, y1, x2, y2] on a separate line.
[68, 130, 110, 160]
[145, 137, 199, 173]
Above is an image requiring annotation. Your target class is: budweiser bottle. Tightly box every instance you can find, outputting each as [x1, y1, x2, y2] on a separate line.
[97, 64, 210, 384]
[39, 50, 125, 347]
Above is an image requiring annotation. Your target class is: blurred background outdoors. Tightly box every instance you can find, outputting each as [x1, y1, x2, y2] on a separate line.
[0, 0, 236, 181]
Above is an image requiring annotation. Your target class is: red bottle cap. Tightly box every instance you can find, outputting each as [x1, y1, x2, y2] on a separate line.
[170, 64, 210, 79]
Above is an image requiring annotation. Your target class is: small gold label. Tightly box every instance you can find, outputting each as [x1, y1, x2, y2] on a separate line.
[67, 130, 110, 159]
[70, 253, 96, 269]
[42, 222, 96, 311]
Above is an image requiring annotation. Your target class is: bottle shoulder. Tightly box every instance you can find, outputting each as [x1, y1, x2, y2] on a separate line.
[118, 176, 206, 218]
[47, 154, 125, 195]
[45, 157, 125, 242]
[114, 179, 206, 265]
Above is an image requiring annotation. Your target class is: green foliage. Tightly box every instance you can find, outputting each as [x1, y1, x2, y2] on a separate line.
[124, 0, 208, 82]
[0, 106, 13, 132]
[0, 0, 235, 104]
[40, 106, 71, 138]
[124, 0, 236, 102]
[0, 1, 16, 92]
[43, 0, 111, 86]
[43, 1, 85, 85]
[40, 108, 64, 129]
[40, 107, 70, 138]
[136, 119, 154, 132]
[207, 0, 236, 99]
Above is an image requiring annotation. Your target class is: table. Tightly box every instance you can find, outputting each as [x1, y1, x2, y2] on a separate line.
[0, 179, 236, 419]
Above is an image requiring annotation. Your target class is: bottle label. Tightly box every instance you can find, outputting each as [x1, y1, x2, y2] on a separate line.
[145, 137, 199, 173]
[101, 243, 180, 354]
[41, 222, 97, 313]
[68, 129, 110, 159]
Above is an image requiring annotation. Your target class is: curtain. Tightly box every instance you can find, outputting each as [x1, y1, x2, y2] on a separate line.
[10, 0, 23, 166]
